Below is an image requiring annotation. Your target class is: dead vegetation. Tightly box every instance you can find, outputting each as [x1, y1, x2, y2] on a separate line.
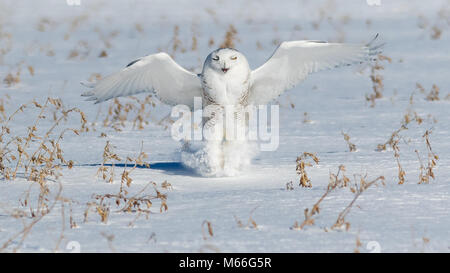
[342, 131, 357, 152]
[0, 96, 169, 251]
[303, 112, 312, 124]
[331, 175, 385, 230]
[366, 55, 392, 107]
[67, 40, 90, 60]
[376, 106, 438, 185]
[220, 25, 238, 48]
[417, 5, 450, 40]
[86, 141, 167, 225]
[97, 141, 121, 183]
[0, 183, 63, 253]
[0, 24, 13, 64]
[85, 180, 169, 225]
[169, 25, 183, 57]
[295, 152, 320, 188]
[3, 69, 21, 87]
[0, 97, 87, 183]
[291, 165, 350, 230]
[234, 207, 258, 229]
[0, 97, 88, 252]
[102, 96, 157, 132]
[84, 141, 167, 225]
[416, 83, 443, 101]
[354, 235, 363, 253]
[199, 220, 220, 253]
[202, 220, 214, 240]
[291, 164, 384, 232]
[416, 130, 439, 184]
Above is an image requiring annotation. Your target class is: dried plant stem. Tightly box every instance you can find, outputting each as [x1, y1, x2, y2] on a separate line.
[296, 152, 319, 188]
[331, 176, 385, 230]
[292, 165, 349, 230]
[0, 183, 62, 253]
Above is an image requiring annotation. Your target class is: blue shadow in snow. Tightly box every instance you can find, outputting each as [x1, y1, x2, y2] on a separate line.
[80, 162, 199, 177]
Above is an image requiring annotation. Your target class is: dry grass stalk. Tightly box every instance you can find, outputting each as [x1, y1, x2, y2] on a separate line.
[85, 181, 168, 224]
[416, 82, 426, 94]
[220, 25, 238, 48]
[67, 40, 90, 60]
[416, 130, 439, 184]
[0, 97, 87, 186]
[161, 180, 173, 190]
[0, 96, 9, 122]
[234, 207, 258, 229]
[296, 152, 319, 188]
[100, 232, 116, 253]
[417, 83, 441, 101]
[120, 142, 149, 188]
[191, 36, 198, 51]
[354, 235, 363, 253]
[391, 133, 406, 185]
[303, 112, 311, 124]
[291, 165, 350, 230]
[202, 220, 214, 240]
[404, 109, 424, 125]
[376, 120, 407, 183]
[102, 95, 155, 131]
[3, 62, 27, 87]
[87, 144, 166, 224]
[431, 25, 442, 40]
[208, 37, 215, 47]
[342, 131, 357, 152]
[377, 108, 437, 185]
[366, 55, 392, 107]
[3, 71, 20, 87]
[426, 84, 440, 101]
[163, 25, 185, 58]
[331, 175, 385, 230]
[0, 183, 63, 253]
[97, 141, 120, 183]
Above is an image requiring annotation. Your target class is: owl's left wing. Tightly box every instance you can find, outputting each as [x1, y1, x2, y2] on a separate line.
[247, 35, 383, 105]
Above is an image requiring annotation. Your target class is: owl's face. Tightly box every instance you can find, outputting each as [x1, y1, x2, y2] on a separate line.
[204, 48, 249, 75]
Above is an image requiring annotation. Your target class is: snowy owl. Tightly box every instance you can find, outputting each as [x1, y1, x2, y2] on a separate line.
[82, 35, 383, 176]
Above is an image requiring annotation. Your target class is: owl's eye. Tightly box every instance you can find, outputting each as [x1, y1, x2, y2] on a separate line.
[212, 56, 219, 61]
[230, 56, 237, 60]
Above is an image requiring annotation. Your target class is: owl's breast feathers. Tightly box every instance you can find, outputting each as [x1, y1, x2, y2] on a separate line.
[200, 71, 250, 107]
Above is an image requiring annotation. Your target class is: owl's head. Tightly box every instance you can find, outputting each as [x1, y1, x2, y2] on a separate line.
[204, 48, 249, 75]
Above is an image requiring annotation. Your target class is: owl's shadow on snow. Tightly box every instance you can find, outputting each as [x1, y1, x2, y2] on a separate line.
[146, 162, 200, 176]
[82, 162, 199, 177]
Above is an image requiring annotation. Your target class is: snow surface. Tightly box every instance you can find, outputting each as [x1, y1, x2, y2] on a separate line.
[0, 0, 449, 252]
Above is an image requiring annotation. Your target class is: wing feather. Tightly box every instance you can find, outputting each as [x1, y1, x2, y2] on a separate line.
[248, 35, 383, 105]
[82, 52, 202, 109]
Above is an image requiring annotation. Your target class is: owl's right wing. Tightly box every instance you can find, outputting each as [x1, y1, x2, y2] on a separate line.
[81, 52, 202, 109]
[247, 35, 383, 105]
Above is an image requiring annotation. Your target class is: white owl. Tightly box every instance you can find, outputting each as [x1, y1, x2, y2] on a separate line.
[82, 35, 383, 176]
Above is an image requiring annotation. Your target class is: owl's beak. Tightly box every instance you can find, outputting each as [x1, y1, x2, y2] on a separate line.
[221, 68, 229, 73]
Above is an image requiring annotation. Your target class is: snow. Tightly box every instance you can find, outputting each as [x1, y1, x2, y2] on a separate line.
[0, 0, 449, 252]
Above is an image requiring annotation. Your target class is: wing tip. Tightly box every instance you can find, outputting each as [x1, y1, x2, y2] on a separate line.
[126, 58, 141, 68]
[81, 91, 94, 97]
[80, 81, 96, 88]
[367, 33, 385, 56]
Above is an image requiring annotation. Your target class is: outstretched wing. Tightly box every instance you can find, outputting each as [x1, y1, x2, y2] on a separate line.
[82, 52, 202, 109]
[248, 35, 383, 105]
